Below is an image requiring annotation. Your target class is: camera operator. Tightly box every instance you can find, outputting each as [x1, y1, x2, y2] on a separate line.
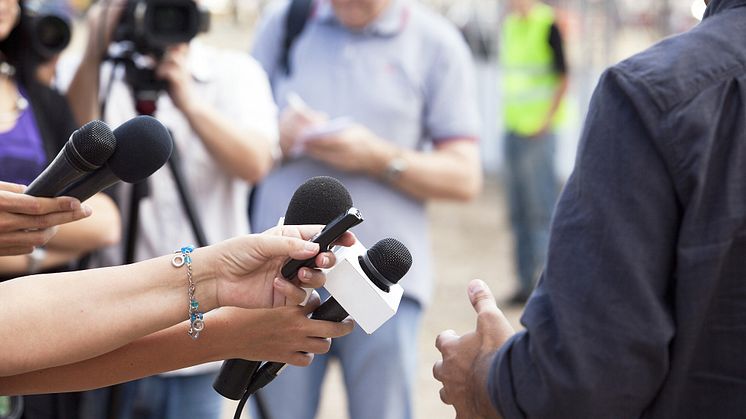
[66, 0, 280, 417]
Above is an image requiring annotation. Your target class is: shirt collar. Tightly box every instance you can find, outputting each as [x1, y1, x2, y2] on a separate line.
[315, 0, 409, 36]
[703, 0, 746, 19]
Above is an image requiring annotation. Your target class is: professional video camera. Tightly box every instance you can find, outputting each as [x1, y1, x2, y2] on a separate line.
[24, 1, 72, 61]
[108, 0, 210, 104]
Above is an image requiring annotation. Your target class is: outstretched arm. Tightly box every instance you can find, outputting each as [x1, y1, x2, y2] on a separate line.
[0, 295, 354, 395]
[0, 225, 353, 377]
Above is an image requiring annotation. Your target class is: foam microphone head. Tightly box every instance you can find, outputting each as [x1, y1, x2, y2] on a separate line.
[60, 116, 173, 202]
[360, 238, 412, 292]
[65, 120, 117, 171]
[284, 176, 353, 225]
[108, 115, 173, 182]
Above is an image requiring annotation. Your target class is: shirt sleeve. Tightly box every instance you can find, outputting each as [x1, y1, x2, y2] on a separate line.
[489, 69, 678, 418]
[217, 53, 279, 145]
[548, 23, 567, 75]
[423, 30, 481, 143]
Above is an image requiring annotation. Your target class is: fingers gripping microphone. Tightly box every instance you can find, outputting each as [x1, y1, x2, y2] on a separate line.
[245, 238, 413, 396]
[213, 176, 362, 401]
[25, 120, 117, 197]
[60, 116, 173, 202]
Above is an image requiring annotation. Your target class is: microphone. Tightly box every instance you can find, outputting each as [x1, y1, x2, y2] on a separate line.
[244, 238, 413, 396]
[213, 176, 361, 401]
[25, 120, 116, 197]
[280, 176, 363, 279]
[60, 116, 173, 202]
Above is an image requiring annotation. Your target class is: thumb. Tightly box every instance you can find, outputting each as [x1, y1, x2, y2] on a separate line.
[254, 235, 320, 260]
[468, 279, 498, 315]
[468, 280, 515, 342]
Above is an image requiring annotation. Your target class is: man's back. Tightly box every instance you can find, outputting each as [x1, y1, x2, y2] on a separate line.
[491, 1, 746, 417]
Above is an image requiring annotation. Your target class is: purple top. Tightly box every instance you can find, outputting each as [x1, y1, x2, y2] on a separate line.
[0, 91, 47, 185]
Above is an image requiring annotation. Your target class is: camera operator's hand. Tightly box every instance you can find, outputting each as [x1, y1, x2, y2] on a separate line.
[83, 0, 127, 62]
[0, 182, 91, 256]
[156, 44, 196, 114]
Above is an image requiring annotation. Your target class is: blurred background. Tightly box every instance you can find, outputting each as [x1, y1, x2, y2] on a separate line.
[46, 0, 704, 417]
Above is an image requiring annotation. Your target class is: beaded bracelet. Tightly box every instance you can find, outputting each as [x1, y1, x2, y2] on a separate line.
[172, 245, 204, 339]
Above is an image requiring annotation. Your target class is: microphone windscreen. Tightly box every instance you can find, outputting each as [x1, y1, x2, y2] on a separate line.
[109, 116, 173, 182]
[69, 120, 117, 169]
[367, 238, 412, 285]
[284, 176, 353, 225]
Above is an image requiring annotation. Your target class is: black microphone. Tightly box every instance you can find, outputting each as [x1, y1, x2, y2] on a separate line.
[244, 238, 413, 396]
[212, 176, 359, 401]
[25, 120, 116, 197]
[60, 116, 173, 202]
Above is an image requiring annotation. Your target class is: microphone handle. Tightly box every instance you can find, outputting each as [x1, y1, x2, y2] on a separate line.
[310, 296, 350, 322]
[212, 359, 261, 400]
[59, 168, 119, 202]
[25, 151, 89, 197]
[245, 297, 349, 396]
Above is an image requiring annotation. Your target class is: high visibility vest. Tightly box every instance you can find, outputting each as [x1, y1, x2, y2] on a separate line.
[501, 3, 565, 136]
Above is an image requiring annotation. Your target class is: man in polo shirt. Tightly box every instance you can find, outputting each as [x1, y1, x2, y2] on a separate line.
[250, 0, 482, 418]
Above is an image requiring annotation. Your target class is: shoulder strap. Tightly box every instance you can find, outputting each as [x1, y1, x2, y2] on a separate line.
[280, 0, 313, 75]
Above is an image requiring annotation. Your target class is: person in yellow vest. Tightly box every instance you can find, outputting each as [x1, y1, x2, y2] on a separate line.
[501, 0, 568, 304]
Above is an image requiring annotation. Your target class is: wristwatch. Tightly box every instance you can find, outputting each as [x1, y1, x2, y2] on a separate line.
[382, 156, 409, 183]
[27, 247, 47, 274]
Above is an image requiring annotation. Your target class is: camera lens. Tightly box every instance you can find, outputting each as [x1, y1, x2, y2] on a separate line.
[152, 5, 190, 36]
[32, 15, 71, 58]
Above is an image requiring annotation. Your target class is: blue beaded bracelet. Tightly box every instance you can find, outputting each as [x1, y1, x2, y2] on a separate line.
[172, 245, 204, 339]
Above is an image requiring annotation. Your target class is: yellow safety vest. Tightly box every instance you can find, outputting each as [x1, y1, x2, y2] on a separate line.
[501, 3, 565, 136]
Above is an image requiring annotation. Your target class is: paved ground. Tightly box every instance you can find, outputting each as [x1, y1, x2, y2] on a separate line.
[222, 177, 527, 419]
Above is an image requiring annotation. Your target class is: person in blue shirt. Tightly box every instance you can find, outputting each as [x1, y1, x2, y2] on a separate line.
[250, 0, 482, 418]
[434, 0, 746, 418]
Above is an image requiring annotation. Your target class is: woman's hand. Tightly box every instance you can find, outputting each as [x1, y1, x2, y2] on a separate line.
[210, 292, 355, 366]
[207, 225, 356, 309]
[0, 182, 91, 256]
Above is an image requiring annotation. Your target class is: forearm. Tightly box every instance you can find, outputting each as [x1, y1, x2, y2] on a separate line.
[67, 52, 102, 125]
[183, 103, 274, 183]
[0, 322, 218, 395]
[368, 140, 482, 202]
[0, 249, 217, 376]
[45, 193, 121, 253]
[0, 249, 79, 275]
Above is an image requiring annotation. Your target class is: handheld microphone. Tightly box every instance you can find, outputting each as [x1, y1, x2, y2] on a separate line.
[280, 176, 363, 279]
[60, 116, 173, 202]
[245, 238, 413, 396]
[25, 120, 116, 197]
[213, 176, 361, 401]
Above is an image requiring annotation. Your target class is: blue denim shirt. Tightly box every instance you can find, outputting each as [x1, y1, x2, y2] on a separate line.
[490, 1, 746, 417]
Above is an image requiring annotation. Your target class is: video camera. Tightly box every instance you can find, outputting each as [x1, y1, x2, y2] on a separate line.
[113, 0, 210, 57]
[108, 0, 210, 102]
[24, 1, 72, 61]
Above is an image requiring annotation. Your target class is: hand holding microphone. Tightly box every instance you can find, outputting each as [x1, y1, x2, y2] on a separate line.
[214, 176, 363, 401]
[0, 181, 91, 256]
[244, 237, 412, 397]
